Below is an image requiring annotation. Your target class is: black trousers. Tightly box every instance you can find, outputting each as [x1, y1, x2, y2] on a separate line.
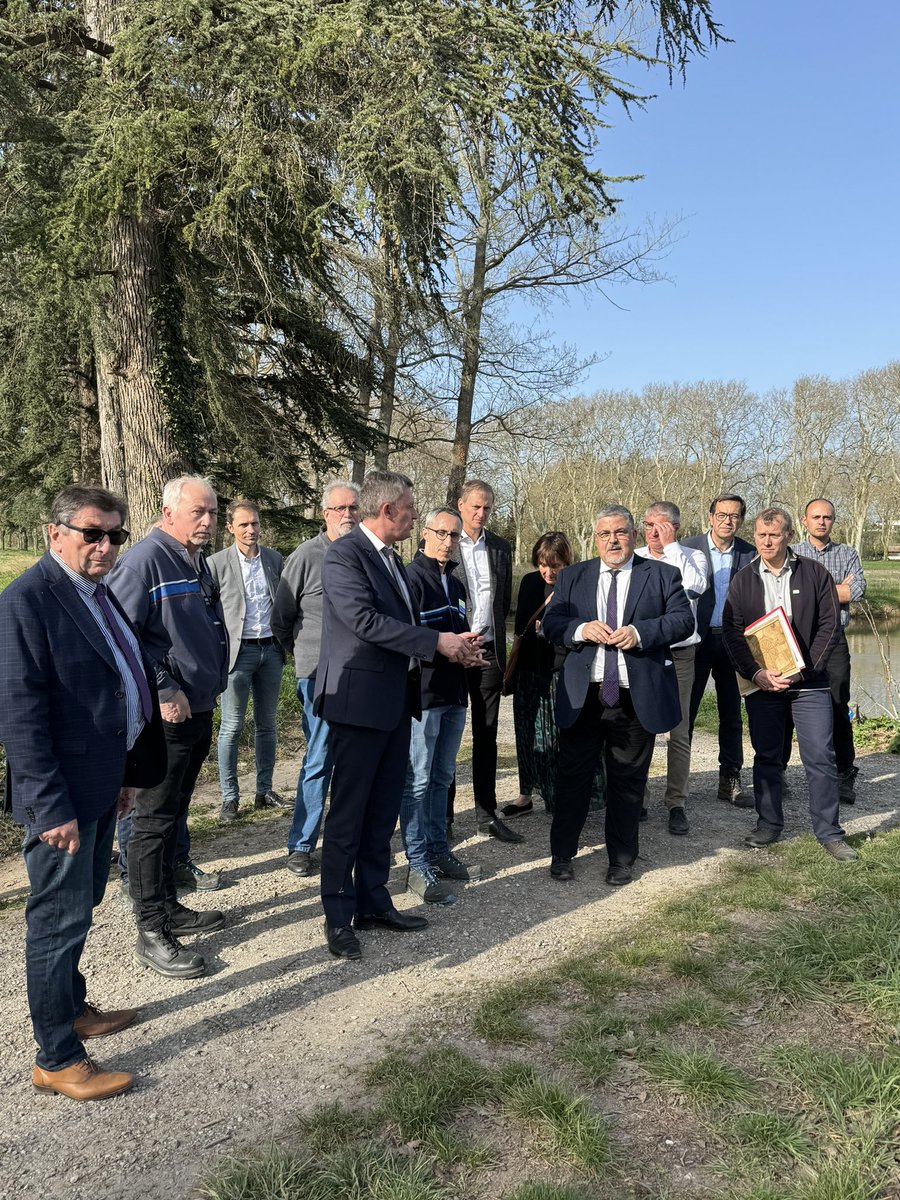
[464, 644, 503, 820]
[129, 711, 213, 931]
[320, 716, 412, 928]
[688, 628, 744, 775]
[783, 631, 855, 775]
[551, 685, 655, 868]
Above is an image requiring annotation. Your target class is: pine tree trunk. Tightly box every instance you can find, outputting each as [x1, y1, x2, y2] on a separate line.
[447, 212, 488, 503]
[73, 355, 102, 483]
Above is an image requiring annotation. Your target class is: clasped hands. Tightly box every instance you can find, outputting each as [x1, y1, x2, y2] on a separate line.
[752, 669, 798, 692]
[436, 630, 486, 667]
[580, 621, 639, 651]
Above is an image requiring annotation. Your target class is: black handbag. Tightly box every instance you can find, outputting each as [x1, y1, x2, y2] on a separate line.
[501, 596, 551, 697]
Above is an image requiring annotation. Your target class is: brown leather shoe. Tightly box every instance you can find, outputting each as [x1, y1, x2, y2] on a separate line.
[73, 1003, 138, 1040]
[32, 1057, 134, 1101]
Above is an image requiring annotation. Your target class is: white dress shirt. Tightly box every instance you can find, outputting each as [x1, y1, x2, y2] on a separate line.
[635, 541, 708, 647]
[574, 557, 638, 688]
[458, 530, 493, 638]
[239, 550, 273, 638]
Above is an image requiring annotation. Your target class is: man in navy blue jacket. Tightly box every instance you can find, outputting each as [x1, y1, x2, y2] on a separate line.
[314, 472, 482, 960]
[0, 486, 165, 1100]
[543, 505, 693, 886]
[399, 507, 482, 905]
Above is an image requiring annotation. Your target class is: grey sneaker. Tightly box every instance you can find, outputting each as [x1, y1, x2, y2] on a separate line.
[430, 852, 481, 881]
[218, 801, 239, 825]
[174, 859, 222, 892]
[407, 866, 455, 905]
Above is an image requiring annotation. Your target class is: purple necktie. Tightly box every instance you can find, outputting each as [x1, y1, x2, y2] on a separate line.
[95, 586, 154, 723]
[601, 569, 620, 706]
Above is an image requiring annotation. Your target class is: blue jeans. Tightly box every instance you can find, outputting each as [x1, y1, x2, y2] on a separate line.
[745, 687, 843, 843]
[118, 810, 189, 882]
[287, 676, 333, 854]
[217, 641, 284, 803]
[24, 804, 117, 1070]
[400, 705, 467, 871]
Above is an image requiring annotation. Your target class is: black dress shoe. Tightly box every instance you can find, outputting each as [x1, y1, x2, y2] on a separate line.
[353, 909, 429, 932]
[744, 825, 781, 848]
[667, 806, 689, 835]
[605, 863, 633, 887]
[134, 927, 206, 978]
[286, 851, 314, 877]
[324, 921, 362, 960]
[550, 857, 574, 881]
[500, 799, 534, 817]
[479, 817, 524, 844]
[166, 902, 226, 935]
[254, 790, 290, 809]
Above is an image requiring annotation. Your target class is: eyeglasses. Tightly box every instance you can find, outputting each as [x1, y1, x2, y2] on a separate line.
[325, 504, 359, 515]
[712, 512, 742, 523]
[198, 572, 221, 607]
[425, 528, 462, 542]
[595, 528, 632, 542]
[59, 521, 130, 546]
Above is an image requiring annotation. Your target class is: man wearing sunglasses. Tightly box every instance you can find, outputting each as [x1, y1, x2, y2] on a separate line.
[0, 486, 165, 1100]
[108, 475, 229, 979]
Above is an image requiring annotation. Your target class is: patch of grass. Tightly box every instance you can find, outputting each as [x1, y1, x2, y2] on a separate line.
[724, 1111, 814, 1161]
[498, 1063, 613, 1176]
[0, 810, 22, 860]
[658, 893, 733, 935]
[291, 1102, 379, 1152]
[713, 858, 799, 914]
[852, 715, 900, 753]
[789, 1148, 895, 1200]
[666, 950, 718, 982]
[645, 992, 734, 1034]
[507, 1185, 587, 1200]
[762, 1043, 900, 1131]
[693, 688, 748, 734]
[558, 1013, 623, 1085]
[473, 976, 559, 1043]
[613, 933, 673, 969]
[551, 955, 630, 1003]
[643, 1047, 756, 1109]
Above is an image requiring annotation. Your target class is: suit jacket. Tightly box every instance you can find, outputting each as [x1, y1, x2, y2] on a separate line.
[313, 525, 440, 730]
[208, 543, 285, 671]
[681, 533, 756, 638]
[0, 553, 166, 834]
[455, 528, 512, 669]
[542, 555, 694, 735]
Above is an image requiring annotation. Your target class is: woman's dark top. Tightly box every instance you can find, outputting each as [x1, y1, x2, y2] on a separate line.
[514, 571, 557, 677]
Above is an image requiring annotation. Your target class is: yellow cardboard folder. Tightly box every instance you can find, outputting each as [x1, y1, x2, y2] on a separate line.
[737, 606, 805, 697]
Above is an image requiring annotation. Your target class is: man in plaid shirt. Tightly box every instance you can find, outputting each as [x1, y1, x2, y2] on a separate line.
[791, 498, 866, 803]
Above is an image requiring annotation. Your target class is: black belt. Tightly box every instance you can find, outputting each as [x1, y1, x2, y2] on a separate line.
[241, 636, 277, 646]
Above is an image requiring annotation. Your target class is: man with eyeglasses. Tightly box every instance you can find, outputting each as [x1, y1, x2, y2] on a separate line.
[108, 475, 229, 979]
[0, 486, 165, 1099]
[271, 479, 360, 878]
[398, 508, 482, 904]
[543, 505, 693, 886]
[209, 500, 287, 824]
[683, 494, 757, 807]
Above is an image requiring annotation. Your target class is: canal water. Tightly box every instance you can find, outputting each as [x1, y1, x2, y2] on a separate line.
[845, 620, 900, 717]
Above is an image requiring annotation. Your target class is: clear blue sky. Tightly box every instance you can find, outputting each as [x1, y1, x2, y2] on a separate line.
[522, 0, 900, 397]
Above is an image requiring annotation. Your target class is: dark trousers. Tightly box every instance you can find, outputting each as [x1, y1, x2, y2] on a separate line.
[689, 628, 744, 775]
[782, 632, 855, 775]
[24, 804, 117, 1070]
[551, 685, 655, 868]
[746, 688, 843, 843]
[129, 711, 213, 930]
[465, 644, 503, 820]
[320, 716, 412, 928]
[117, 809, 189, 883]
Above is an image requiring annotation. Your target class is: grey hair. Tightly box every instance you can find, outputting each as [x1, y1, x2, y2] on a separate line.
[321, 478, 360, 509]
[162, 474, 215, 510]
[755, 505, 795, 536]
[50, 485, 128, 527]
[645, 500, 681, 525]
[358, 470, 414, 520]
[594, 504, 634, 531]
[423, 506, 461, 528]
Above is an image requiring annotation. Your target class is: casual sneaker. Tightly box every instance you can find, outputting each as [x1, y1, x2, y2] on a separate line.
[407, 866, 455, 905]
[254, 791, 291, 809]
[174, 859, 221, 892]
[718, 772, 754, 808]
[430, 852, 482, 881]
[218, 801, 239, 825]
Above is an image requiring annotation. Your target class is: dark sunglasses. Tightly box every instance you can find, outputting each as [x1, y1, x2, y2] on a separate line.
[60, 521, 130, 546]
[198, 572, 221, 607]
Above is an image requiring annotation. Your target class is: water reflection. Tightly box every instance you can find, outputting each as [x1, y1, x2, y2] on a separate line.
[846, 620, 900, 715]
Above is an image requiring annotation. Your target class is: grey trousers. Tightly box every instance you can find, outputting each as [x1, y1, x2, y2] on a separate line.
[655, 645, 696, 810]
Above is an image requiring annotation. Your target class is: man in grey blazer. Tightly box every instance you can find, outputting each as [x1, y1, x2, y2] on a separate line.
[208, 500, 286, 823]
[270, 480, 359, 877]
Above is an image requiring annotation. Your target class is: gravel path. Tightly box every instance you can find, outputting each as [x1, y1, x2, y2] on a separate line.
[0, 702, 896, 1200]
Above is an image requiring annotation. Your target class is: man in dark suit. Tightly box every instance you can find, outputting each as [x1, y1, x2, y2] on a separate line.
[455, 479, 521, 843]
[0, 485, 164, 1101]
[543, 505, 693, 886]
[682, 494, 756, 806]
[208, 499, 286, 823]
[314, 471, 483, 960]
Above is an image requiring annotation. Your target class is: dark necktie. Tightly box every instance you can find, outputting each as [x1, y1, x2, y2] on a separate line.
[95, 586, 154, 722]
[601, 569, 620, 706]
[381, 546, 413, 619]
